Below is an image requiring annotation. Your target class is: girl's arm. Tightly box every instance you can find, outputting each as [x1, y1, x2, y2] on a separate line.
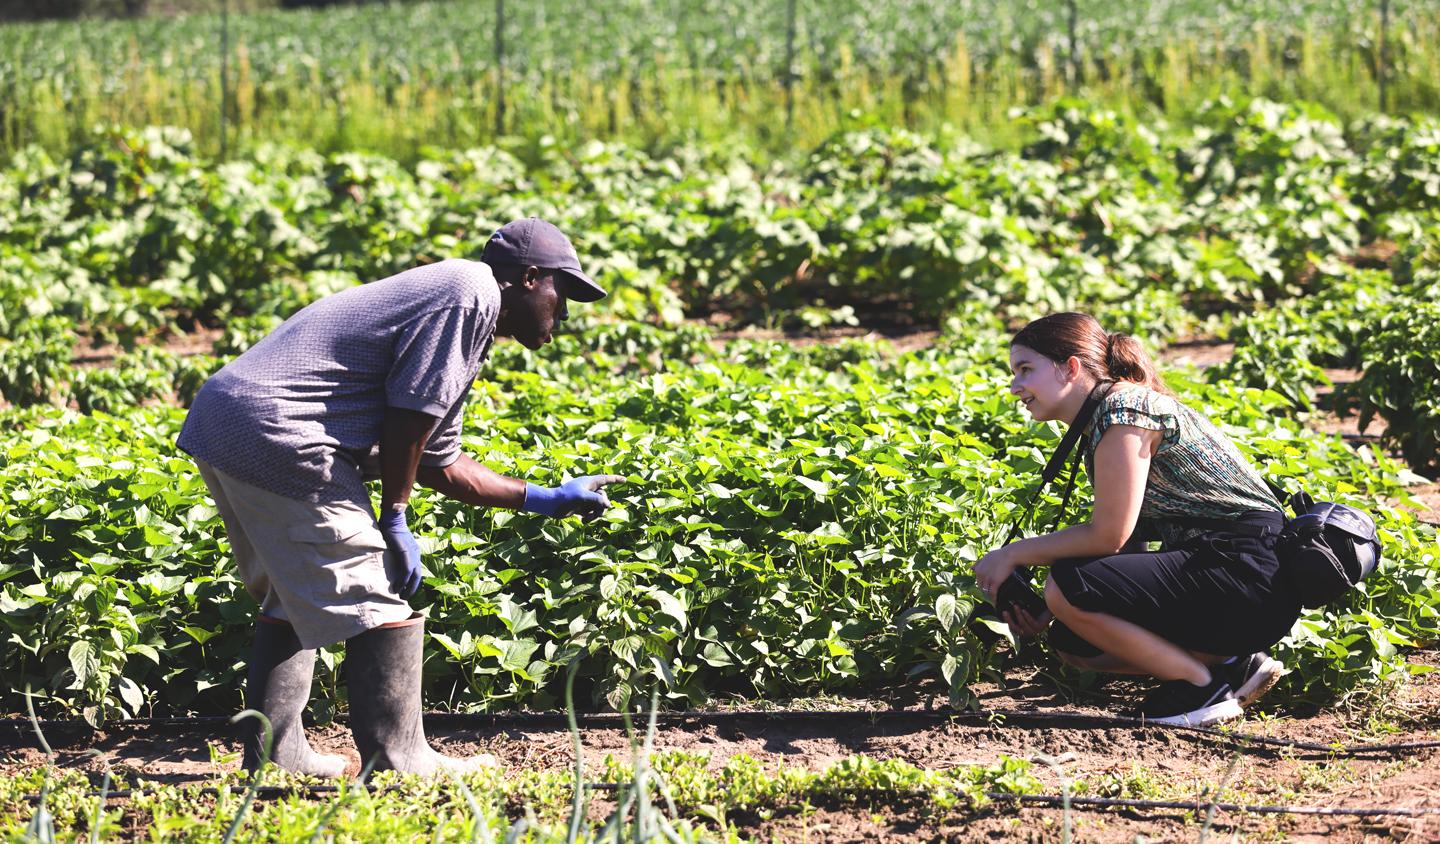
[974, 424, 1161, 595]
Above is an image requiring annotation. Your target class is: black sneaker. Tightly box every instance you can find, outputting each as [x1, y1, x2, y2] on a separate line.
[1131, 675, 1243, 727]
[1224, 653, 1286, 708]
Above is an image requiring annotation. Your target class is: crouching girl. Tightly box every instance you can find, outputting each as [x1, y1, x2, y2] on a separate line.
[974, 312, 1299, 726]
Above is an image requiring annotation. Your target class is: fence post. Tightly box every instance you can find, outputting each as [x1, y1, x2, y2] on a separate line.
[1378, 0, 1390, 112]
[219, 0, 229, 159]
[1067, 0, 1079, 85]
[494, 0, 506, 136]
[784, 0, 797, 131]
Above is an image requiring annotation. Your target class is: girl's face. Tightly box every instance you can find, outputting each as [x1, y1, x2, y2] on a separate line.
[1009, 344, 1079, 422]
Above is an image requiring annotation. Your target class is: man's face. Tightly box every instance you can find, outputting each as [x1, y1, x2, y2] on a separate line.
[498, 268, 569, 350]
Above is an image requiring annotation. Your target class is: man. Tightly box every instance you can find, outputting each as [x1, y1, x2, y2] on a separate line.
[178, 218, 622, 776]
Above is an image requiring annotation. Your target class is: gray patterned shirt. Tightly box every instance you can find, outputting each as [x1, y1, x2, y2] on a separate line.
[1082, 385, 1283, 547]
[178, 259, 502, 506]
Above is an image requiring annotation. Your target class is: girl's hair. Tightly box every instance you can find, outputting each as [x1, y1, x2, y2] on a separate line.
[1011, 312, 1172, 395]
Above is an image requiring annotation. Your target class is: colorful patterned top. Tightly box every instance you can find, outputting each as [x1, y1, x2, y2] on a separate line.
[1082, 384, 1283, 546]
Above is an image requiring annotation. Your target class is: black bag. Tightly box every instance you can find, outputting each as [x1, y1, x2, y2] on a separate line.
[1276, 491, 1382, 608]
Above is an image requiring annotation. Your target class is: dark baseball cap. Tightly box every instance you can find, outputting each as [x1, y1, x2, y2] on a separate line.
[481, 217, 606, 302]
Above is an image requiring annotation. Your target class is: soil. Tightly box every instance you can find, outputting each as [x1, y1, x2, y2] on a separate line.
[1157, 338, 1237, 370]
[712, 325, 942, 355]
[4, 650, 1437, 842]
[69, 325, 225, 370]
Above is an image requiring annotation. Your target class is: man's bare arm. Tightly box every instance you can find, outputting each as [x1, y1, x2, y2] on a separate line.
[415, 453, 527, 509]
[380, 407, 440, 511]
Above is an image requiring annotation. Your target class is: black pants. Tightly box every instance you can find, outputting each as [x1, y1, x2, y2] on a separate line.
[1048, 511, 1301, 659]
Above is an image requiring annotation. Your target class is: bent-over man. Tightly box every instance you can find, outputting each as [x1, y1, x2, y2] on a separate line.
[178, 218, 622, 776]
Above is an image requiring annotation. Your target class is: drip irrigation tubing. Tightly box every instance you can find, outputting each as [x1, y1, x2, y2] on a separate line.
[17, 781, 1440, 819]
[4, 708, 1436, 758]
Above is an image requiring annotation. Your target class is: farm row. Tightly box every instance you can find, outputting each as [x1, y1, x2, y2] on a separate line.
[3, 98, 1439, 330]
[2, 317, 1436, 724]
[0, 0, 1434, 157]
[4, 97, 1440, 466]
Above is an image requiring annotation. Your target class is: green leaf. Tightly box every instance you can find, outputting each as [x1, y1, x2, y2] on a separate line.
[498, 596, 539, 635]
[431, 631, 466, 659]
[498, 639, 540, 674]
[794, 476, 831, 497]
[117, 676, 143, 713]
[700, 643, 735, 668]
[68, 640, 99, 688]
[936, 594, 958, 633]
[940, 653, 958, 685]
[649, 589, 688, 631]
[182, 626, 218, 645]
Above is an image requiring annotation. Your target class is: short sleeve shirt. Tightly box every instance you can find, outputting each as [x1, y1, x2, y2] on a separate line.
[1082, 385, 1283, 546]
[177, 259, 501, 507]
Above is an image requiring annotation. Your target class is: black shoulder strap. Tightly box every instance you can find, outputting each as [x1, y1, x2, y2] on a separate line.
[1002, 380, 1115, 546]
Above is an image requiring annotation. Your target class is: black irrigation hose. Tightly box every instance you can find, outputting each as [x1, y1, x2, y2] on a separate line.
[19, 781, 1440, 820]
[969, 708, 1440, 756]
[5, 708, 1436, 758]
[989, 792, 1440, 818]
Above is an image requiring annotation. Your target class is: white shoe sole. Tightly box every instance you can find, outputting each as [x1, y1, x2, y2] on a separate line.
[1236, 657, 1286, 708]
[1146, 698, 1243, 727]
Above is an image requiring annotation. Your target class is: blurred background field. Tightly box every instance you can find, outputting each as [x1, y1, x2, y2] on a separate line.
[0, 0, 1436, 161]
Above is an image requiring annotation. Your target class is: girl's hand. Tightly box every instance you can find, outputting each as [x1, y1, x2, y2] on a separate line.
[974, 547, 1018, 600]
[1002, 605, 1054, 639]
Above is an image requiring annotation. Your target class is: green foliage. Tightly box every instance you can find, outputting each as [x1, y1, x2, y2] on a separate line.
[0, 748, 1049, 840]
[0, 97, 1435, 726]
[1210, 265, 1403, 408]
[212, 314, 283, 357]
[0, 408, 248, 723]
[6, 103, 1440, 340]
[1, 323, 1434, 721]
[70, 348, 178, 414]
[1211, 308, 1339, 409]
[1349, 115, 1440, 223]
[1353, 302, 1440, 472]
[0, 317, 76, 407]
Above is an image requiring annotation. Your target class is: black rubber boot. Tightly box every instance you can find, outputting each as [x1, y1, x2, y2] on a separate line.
[242, 617, 348, 777]
[345, 615, 497, 776]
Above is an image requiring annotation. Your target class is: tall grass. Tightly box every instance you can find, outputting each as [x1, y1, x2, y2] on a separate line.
[1, 1, 1437, 160]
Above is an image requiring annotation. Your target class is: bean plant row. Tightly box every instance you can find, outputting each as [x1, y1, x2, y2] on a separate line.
[4, 98, 1439, 339]
[1, 317, 1435, 723]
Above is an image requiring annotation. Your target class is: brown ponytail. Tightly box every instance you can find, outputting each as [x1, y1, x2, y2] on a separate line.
[1012, 313, 1172, 395]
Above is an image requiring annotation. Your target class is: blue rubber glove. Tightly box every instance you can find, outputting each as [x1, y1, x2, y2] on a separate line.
[378, 506, 423, 599]
[523, 475, 625, 521]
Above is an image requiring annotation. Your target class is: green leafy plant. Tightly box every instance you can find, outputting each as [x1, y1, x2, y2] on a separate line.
[1352, 301, 1440, 472]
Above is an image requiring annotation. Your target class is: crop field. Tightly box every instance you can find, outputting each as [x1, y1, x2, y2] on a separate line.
[2, 1, 1440, 840]
[0, 0, 1438, 158]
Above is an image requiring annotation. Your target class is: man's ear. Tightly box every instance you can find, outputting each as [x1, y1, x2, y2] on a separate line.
[522, 265, 541, 288]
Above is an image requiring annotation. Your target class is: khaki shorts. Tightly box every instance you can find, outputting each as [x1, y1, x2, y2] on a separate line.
[195, 458, 414, 649]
